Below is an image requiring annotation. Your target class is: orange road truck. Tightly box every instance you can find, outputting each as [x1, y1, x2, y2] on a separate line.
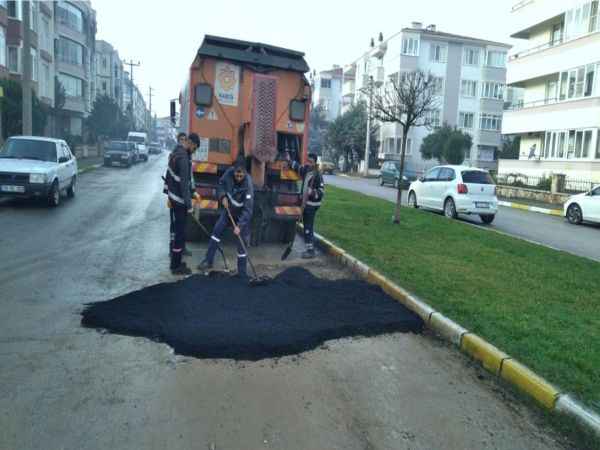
[173, 35, 312, 245]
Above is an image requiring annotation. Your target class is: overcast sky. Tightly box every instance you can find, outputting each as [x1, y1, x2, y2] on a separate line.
[95, 0, 518, 117]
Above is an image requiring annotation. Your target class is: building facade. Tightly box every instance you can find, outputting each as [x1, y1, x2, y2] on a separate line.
[95, 39, 123, 109]
[351, 23, 510, 174]
[123, 72, 148, 131]
[501, 0, 600, 182]
[312, 65, 343, 122]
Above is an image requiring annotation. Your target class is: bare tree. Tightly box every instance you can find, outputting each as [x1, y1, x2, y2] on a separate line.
[369, 70, 440, 223]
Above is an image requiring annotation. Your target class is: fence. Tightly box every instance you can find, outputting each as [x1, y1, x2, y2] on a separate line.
[496, 173, 596, 194]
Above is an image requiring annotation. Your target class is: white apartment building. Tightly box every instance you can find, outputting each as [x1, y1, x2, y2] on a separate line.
[352, 23, 511, 174]
[501, 0, 600, 182]
[95, 40, 124, 110]
[312, 65, 343, 122]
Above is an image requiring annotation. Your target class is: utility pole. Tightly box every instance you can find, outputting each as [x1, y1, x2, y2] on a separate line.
[364, 75, 373, 177]
[22, 1, 32, 135]
[148, 86, 154, 136]
[123, 59, 140, 127]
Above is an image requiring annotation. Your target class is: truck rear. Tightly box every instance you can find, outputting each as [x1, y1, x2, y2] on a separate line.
[176, 35, 312, 245]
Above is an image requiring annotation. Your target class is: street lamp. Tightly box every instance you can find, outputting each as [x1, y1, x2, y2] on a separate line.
[363, 33, 386, 177]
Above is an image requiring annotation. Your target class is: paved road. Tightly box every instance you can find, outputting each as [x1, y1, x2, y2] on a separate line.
[326, 175, 600, 262]
[0, 156, 568, 450]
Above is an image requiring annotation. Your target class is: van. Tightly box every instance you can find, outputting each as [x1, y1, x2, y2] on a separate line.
[127, 132, 149, 162]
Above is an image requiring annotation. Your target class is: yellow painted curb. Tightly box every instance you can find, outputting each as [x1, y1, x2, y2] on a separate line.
[500, 359, 559, 410]
[461, 334, 509, 375]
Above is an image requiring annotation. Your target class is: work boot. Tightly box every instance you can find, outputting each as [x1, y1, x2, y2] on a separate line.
[171, 263, 192, 276]
[301, 248, 316, 259]
[197, 259, 213, 272]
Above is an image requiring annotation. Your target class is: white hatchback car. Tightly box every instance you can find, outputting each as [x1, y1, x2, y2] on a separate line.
[408, 165, 498, 224]
[564, 185, 600, 225]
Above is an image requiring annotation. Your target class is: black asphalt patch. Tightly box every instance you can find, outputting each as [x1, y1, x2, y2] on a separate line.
[81, 267, 423, 361]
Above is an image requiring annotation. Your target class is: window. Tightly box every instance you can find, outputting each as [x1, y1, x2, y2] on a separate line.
[102, 57, 107, 69]
[429, 44, 447, 63]
[560, 64, 597, 100]
[460, 80, 477, 97]
[477, 146, 496, 162]
[102, 81, 107, 92]
[481, 82, 505, 100]
[56, 1, 83, 33]
[424, 167, 441, 181]
[565, 1, 600, 39]
[485, 50, 507, 68]
[320, 78, 331, 89]
[585, 64, 596, 96]
[462, 170, 494, 184]
[41, 17, 51, 52]
[30, 48, 37, 82]
[438, 168, 456, 181]
[0, 27, 5, 68]
[542, 129, 596, 159]
[583, 130, 593, 158]
[386, 138, 395, 153]
[57, 37, 84, 66]
[40, 61, 50, 98]
[463, 47, 480, 66]
[7, 0, 20, 19]
[405, 138, 412, 155]
[59, 73, 83, 97]
[428, 109, 441, 127]
[459, 112, 475, 129]
[30, 1, 37, 32]
[402, 37, 420, 56]
[479, 113, 502, 131]
[318, 98, 329, 111]
[8, 46, 19, 73]
[432, 77, 444, 96]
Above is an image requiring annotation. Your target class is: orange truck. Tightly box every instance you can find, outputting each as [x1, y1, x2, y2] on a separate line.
[173, 35, 312, 245]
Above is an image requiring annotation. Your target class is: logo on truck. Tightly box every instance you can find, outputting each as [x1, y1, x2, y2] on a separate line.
[215, 62, 240, 107]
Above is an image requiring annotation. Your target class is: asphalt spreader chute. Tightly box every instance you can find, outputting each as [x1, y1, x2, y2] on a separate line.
[81, 267, 423, 361]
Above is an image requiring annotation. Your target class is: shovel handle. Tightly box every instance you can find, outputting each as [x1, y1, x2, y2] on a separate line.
[225, 205, 259, 279]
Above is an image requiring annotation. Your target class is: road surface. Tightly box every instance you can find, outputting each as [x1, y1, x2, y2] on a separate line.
[0, 155, 569, 450]
[326, 174, 600, 262]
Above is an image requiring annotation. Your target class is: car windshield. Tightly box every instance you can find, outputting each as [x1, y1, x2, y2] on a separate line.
[461, 170, 494, 184]
[0, 139, 57, 162]
[128, 136, 145, 144]
[106, 142, 131, 151]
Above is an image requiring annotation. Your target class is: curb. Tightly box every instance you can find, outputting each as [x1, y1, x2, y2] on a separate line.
[78, 163, 103, 175]
[498, 200, 563, 217]
[308, 228, 600, 436]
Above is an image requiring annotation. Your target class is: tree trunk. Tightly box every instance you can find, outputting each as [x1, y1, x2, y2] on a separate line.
[393, 128, 410, 224]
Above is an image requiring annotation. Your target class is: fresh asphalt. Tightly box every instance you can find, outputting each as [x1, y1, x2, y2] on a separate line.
[326, 174, 600, 262]
[0, 154, 569, 450]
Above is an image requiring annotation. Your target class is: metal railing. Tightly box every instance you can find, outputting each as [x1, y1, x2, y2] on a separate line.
[509, 38, 563, 61]
[496, 173, 596, 194]
[504, 97, 558, 111]
[511, 0, 534, 13]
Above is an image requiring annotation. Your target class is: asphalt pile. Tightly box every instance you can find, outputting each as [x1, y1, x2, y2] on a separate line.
[81, 267, 423, 361]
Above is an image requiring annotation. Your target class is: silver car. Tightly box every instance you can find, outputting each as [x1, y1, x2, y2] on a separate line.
[0, 136, 78, 207]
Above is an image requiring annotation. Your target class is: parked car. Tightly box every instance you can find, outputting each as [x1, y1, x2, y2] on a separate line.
[564, 185, 600, 225]
[149, 142, 162, 155]
[0, 136, 77, 207]
[408, 165, 498, 224]
[379, 161, 418, 189]
[104, 141, 137, 167]
[319, 160, 335, 175]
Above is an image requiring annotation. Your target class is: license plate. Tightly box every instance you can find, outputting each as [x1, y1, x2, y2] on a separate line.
[476, 202, 490, 208]
[1, 185, 25, 193]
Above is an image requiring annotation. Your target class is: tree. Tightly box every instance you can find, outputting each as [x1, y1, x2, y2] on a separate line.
[324, 102, 378, 172]
[85, 94, 131, 142]
[369, 70, 440, 223]
[308, 104, 328, 156]
[0, 79, 49, 139]
[500, 136, 520, 159]
[420, 124, 472, 165]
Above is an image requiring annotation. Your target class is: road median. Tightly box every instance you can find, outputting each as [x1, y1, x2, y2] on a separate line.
[311, 185, 600, 441]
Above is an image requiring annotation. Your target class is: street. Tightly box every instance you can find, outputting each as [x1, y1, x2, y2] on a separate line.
[0, 155, 567, 450]
[326, 175, 600, 262]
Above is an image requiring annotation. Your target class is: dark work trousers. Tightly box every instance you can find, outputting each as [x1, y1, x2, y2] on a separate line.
[169, 207, 175, 253]
[170, 205, 187, 269]
[205, 210, 250, 276]
[303, 206, 319, 250]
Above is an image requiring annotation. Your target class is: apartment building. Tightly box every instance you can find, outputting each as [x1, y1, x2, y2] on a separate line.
[352, 23, 511, 173]
[54, 0, 96, 136]
[123, 72, 148, 131]
[312, 65, 343, 122]
[0, 1, 8, 80]
[501, 0, 600, 182]
[95, 39, 123, 109]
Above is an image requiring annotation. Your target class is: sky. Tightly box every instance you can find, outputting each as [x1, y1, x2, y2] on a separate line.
[95, 0, 519, 118]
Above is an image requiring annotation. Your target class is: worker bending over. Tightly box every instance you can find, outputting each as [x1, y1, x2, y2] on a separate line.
[289, 152, 324, 259]
[197, 158, 254, 278]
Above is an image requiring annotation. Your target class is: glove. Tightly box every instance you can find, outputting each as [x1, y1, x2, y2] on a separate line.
[167, 199, 172, 209]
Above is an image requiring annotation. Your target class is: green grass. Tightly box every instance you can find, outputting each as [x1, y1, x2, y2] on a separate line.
[318, 186, 600, 411]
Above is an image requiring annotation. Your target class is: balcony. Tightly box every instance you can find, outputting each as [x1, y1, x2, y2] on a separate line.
[510, 1, 566, 38]
[342, 80, 355, 98]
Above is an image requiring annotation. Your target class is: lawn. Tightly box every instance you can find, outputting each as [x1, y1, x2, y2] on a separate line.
[318, 186, 600, 410]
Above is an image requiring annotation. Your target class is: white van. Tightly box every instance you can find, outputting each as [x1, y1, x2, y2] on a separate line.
[127, 132, 149, 162]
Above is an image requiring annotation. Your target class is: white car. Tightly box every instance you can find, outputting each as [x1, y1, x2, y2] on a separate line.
[0, 136, 78, 207]
[408, 165, 498, 224]
[564, 185, 600, 225]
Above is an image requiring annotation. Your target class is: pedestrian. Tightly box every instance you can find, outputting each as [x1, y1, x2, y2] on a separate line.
[197, 158, 254, 278]
[175, 132, 187, 151]
[165, 133, 200, 275]
[288, 152, 325, 259]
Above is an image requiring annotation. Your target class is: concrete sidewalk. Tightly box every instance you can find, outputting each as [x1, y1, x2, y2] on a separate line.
[77, 156, 104, 174]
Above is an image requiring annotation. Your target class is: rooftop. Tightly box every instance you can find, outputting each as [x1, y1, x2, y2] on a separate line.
[402, 28, 512, 49]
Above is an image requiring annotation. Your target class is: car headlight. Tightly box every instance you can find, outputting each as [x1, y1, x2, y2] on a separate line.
[29, 173, 46, 184]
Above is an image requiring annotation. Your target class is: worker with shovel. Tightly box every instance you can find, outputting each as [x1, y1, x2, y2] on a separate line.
[197, 158, 254, 278]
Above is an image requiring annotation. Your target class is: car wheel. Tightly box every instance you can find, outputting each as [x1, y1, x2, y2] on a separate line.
[67, 176, 76, 198]
[444, 198, 457, 219]
[409, 191, 418, 208]
[48, 180, 60, 207]
[566, 203, 583, 225]
[480, 214, 495, 224]
[379, 176, 384, 186]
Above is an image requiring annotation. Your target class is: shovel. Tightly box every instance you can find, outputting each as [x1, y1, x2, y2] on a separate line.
[189, 209, 231, 275]
[225, 205, 271, 287]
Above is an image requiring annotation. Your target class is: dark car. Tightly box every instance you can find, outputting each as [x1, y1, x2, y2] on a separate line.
[379, 161, 418, 189]
[104, 141, 137, 167]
